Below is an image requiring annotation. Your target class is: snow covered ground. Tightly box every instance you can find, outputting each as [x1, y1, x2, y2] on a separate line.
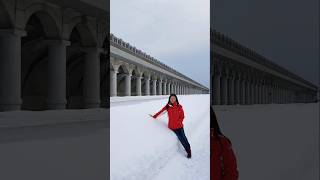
[214, 103, 319, 180]
[110, 94, 210, 180]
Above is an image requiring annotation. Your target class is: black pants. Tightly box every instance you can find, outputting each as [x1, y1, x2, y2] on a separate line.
[173, 127, 191, 152]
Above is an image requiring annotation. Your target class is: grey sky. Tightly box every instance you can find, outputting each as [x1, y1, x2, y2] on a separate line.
[211, 0, 319, 87]
[111, 0, 210, 88]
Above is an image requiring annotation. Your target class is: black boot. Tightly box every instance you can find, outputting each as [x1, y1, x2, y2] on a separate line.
[187, 148, 192, 158]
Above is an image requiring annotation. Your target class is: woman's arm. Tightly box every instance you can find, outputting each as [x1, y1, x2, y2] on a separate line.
[152, 105, 167, 119]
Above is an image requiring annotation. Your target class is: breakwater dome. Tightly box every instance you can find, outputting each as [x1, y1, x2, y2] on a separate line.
[110, 34, 209, 97]
[210, 30, 318, 105]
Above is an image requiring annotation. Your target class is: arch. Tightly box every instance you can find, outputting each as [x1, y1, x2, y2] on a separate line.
[66, 16, 97, 47]
[23, 4, 61, 39]
[21, 11, 61, 110]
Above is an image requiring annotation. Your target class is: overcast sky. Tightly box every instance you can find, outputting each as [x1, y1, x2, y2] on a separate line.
[111, 0, 210, 88]
[211, 0, 319, 87]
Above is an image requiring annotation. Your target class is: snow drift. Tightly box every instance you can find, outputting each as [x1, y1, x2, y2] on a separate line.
[110, 94, 210, 180]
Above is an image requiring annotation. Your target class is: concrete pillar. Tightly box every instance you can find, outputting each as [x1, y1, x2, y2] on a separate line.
[0, 29, 26, 111]
[167, 82, 171, 95]
[257, 83, 261, 104]
[246, 80, 251, 104]
[136, 76, 142, 96]
[124, 73, 132, 96]
[228, 77, 234, 105]
[262, 84, 266, 104]
[213, 74, 221, 105]
[259, 83, 263, 104]
[175, 84, 178, 94]
[240, 79, 246, 105]
[234, 77, 240, 105]
[158, 79, 162, 95]
[254, 83, 259, 104]
[250, 81, 255, 104]
[46, 40, 70, 109]
[177, 85, 180, 95]
[83, 47, 100, 108]
[110, 69, 118, 97]
[171, 83, 174, 94]
[145, 77, 150, 96]
[245, 80, 250, 105]
[220, 75, 228, 105]
[163, 81, 167, 95]
[152, 79, 157, 95]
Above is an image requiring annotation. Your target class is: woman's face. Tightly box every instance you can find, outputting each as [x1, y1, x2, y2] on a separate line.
[170, 96, 176, 103]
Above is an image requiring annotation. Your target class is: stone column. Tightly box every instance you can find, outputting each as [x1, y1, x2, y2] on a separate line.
[213, 73, 221, 105]
[110, 69, 118, 97]
[251, 80, 255, 104]
[228, 76, 234, 105]
[257, 82, 261, 104]
[254, 82, 259, 104]
[124, 73, 132, 96]
[145, 76, 150, 96]
[261, 83, 265, 104]
[240, 79, 246, 105]
[175, 84, 178, 94]
[167, 82, 171, 95]
[220, 75, 228, 105]
[176, 85, 179, 94]
[152, 78, 157, 95]
[234, 76, 240, 105]
[246, 79, 251, 104]
[0, 29, 26, 111]
[245, 79, 250, 105]
[163, 80, 167, 95]
[158, 79, 162, 95]
[83, 47, 100, 108]
[136, 76, 142, 96]
[170, 83, 174, 94]
[46, 40, 70, 109]
[258, 82, 262, 104]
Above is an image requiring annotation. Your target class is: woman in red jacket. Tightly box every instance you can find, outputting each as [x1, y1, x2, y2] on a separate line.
[151, 94, 192, 158]
[211, 106, 238, 180]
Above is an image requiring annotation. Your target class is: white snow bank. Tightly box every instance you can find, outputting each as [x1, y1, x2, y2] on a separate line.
[110, 94, 210, 180]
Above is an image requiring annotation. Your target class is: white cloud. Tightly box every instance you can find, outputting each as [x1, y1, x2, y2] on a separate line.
[111, 0, 210, 87]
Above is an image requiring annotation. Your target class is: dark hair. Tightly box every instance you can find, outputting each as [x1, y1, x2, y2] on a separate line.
[211, 106, 232, 144]
[166, 94, 179, 109]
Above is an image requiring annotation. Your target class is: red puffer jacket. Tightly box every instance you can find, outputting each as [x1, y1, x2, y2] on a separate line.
[211, 129, 239, 180]
[152, 102, 184, 130]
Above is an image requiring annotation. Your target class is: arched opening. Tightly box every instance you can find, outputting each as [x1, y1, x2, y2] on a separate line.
[21, 11, 59, 110]
[66, 27, 85, 108]
[66, 23, 97, 108]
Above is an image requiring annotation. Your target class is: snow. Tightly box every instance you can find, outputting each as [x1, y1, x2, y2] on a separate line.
[110, 94, 210, 180]
[214, 103, 319, 180]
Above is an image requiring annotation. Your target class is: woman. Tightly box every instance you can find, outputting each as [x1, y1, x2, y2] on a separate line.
[151, 94, 192, 158]
[211, 106, 238, 180]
